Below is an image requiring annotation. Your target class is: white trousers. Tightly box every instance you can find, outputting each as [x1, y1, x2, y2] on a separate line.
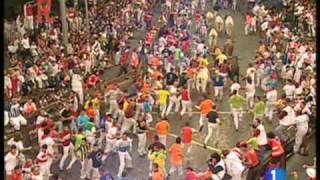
[187, 78, 196, 91]
[108, 100, 119, 118]
[231, 108, 242, 130]
[102, 138, 116, 161]
[80, 159, 91, 178]
[265, 102, 275, 121]
[72, 86, 84, 105]
[214, 86, 224, 98]
[146, 112, 153, 125]
[10, 115, 27, 130]
[166, 96, 180, 116]
[159, 134, 167, 146]
[196, 78, 208, 94]
[181, 100, 192, 117]
[59, 143, 77, 169]
[204, 123, 218, 145]
[137, 133, 147, 155]
[117, 151, 133, 177]
[294, 129, 308, 153]
[246, 93, 255, 108]
[159, 104, 167, 118]
[199, 113, 207, 129]
[169, 164, 183, 176]
[244, 24, 250, 35]
[121, 117, 136, 134]
[39, 158, 52, 178]
[4, 111, 9, 126]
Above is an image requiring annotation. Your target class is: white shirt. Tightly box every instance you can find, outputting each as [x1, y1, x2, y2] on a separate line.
[31, 173, 44, 180]
[230, 82, 241, 94]
[8, 45, 18, 53]
[246, 67, 256, 80]
[5, 152, 19, 172]
[225, 151, 245, 175]
[266, 89, 277, 102]
[107, 126, 118, 139]
[36, 115, 46, 125]
[280, 106, 295, 126]
[71, 74, 83, 90]
[7, 138, 24, 151]
[211, 160, 226, 180]
[21, 38, 30, 49]
[257, 124, 267, 145]
[283, 84, 295, 96]
[39, 136, 55, 154]
[246, 83, 255, 95]
[294, 114, 309, 132]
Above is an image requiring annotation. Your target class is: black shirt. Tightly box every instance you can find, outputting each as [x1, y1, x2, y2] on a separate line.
[148, 141, 166, 152]
[165, 72, 178, 85]
[207, 110, 219, 124]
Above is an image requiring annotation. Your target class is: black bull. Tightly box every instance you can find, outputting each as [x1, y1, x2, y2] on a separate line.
[227, 56, 240, 82]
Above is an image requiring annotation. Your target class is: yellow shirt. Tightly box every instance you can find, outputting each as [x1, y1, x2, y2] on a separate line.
[200, 57, 209, 66]
[91, 98, 100, 110]
[158, 90, 170, 105]
[123, 100, 130, 111]
[216, 54, 227, 64]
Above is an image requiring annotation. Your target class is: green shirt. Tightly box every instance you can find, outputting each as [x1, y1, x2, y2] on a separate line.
[174, 48, 181, 60]
[84, 122, 96, 132]
[247, 137, 259, 150]
[75, 134, 85, 150]
[228, 95, 246, 109]
[252, 101, 265, 115]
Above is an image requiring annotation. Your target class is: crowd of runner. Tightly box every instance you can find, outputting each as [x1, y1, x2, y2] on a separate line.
[4, 0, 316, 179]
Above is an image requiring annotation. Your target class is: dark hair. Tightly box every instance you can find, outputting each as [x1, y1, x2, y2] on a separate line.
[267, 132, 276, 139]
[210, 152, 221, 162]
[11, 145, 17, 149]
[154, 135, 159, 141]
[42, 144, 48, 149]
[43, 128, 50, 135]
[176, 137, 182, 144]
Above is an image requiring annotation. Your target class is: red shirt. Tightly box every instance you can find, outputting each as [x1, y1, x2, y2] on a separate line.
[26, 4, 33, 16]
[181, 89, 190, 101]
[244, 150, 260, 168]
[60, 130, 71, 146]
[11, 171, 23, 180]
[185, 170, 199, 180]
[182, 127, 193, 144]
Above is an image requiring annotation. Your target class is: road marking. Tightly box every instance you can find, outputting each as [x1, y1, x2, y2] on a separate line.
[148, 127, 222, 153]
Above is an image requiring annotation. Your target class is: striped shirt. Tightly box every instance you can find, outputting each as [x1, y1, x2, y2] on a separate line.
[76, 144, 90, 161]
[9, 104, 22, 118]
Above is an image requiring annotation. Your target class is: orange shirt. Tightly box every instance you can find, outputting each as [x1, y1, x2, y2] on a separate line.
[155, 120, 170, 135]
[86, 107, 96, 118]
[151, 169, 165, 180]
[151, 71, 163, 80]
[199, 170, 212, 180]
[169, 143, 183, 165]
[187, 67, 197, 77]
[199, 99, 213, 114]
[150, 56, 161, 67]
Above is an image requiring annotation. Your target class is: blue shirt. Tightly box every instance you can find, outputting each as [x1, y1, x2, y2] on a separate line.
[212, 75, 224, 87]
[143, 101, 152, 112]
[77, 115, 90, 127]
[89, 150, 103, 168]
[100, 172, 114, 180]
